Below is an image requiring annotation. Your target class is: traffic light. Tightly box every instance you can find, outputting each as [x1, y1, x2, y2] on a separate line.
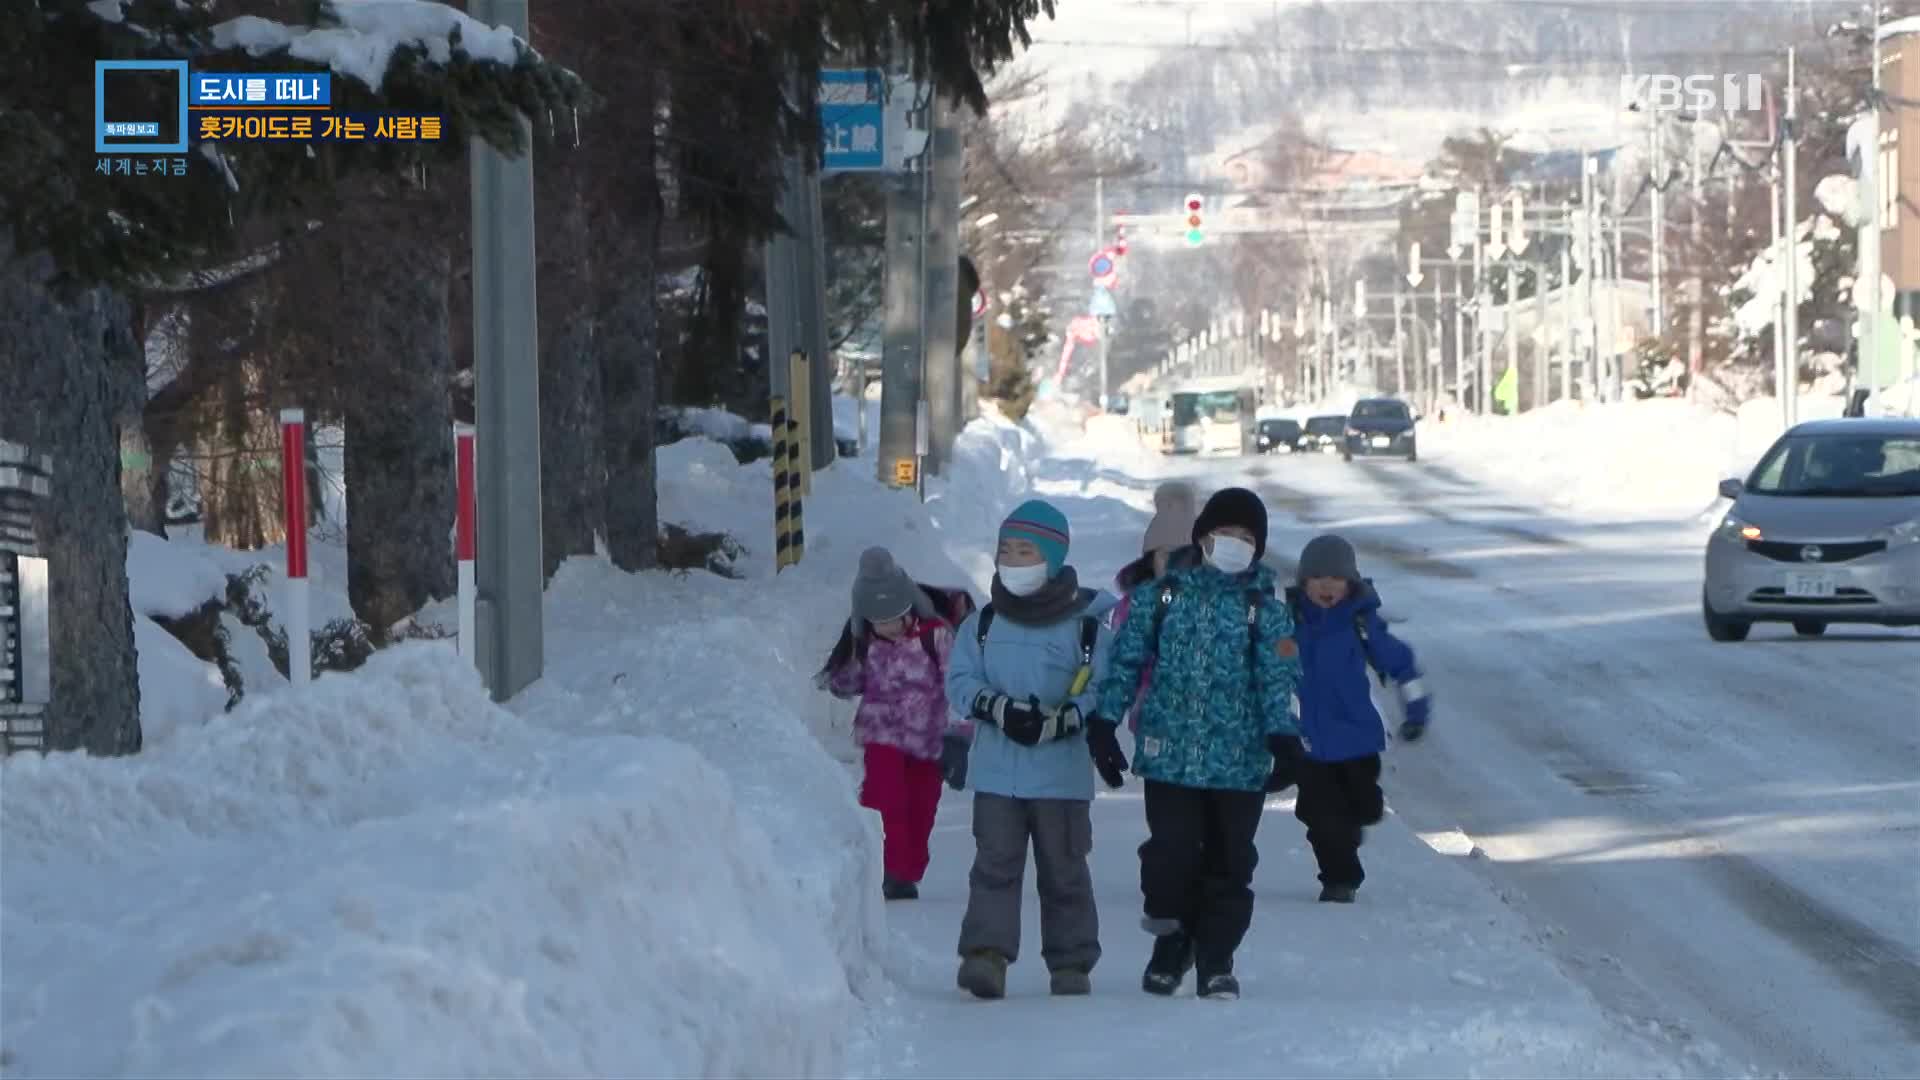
[1184, 193, 1204, 246]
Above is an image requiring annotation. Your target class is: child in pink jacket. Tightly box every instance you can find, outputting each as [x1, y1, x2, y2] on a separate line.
[1108, 482, 1199, 731]
[818, 548, 970, 900]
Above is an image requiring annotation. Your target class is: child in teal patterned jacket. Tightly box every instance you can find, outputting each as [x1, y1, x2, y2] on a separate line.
[1096, 487, 1303, 1001]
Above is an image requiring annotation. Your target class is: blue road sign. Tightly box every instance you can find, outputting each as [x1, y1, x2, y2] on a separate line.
[819, 69, 884, 172]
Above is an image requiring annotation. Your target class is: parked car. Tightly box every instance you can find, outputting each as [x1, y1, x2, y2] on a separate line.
[1703, 417, 1920, 640]
[1342, 398, 1418, 462]
[1256, 418, 1302, 453]
[1302, 415, 1346, 453]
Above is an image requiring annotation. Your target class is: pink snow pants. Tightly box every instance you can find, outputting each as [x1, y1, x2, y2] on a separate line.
[860, 744, 944, 884]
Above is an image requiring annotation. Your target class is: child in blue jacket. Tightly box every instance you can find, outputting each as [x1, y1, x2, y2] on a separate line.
[1286, 534, 1432, 903]
[1098, 488, 1303, 1001]
[945, 499, 1123, 1000]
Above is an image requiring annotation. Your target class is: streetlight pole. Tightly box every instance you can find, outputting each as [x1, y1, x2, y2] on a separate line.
[468, 0, 544, 702]
[1783, 46, 1801, 427]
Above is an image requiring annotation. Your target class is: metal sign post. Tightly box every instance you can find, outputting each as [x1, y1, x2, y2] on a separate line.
[0, 439, 51, 754]
[914, 399, 929, 501]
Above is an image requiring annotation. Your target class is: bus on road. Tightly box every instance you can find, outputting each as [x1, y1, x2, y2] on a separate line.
[1162, 376, 1259, 455]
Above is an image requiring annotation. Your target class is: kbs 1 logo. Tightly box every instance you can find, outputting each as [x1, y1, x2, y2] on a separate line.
[1621, 74, 1768, 113]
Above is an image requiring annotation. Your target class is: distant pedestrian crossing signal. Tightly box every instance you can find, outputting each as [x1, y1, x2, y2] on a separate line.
[1184, 193, 1204, 246]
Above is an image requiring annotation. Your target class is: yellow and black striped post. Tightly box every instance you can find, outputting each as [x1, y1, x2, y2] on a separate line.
[772, 395, 805, 571]
[789, 349, 814, 495]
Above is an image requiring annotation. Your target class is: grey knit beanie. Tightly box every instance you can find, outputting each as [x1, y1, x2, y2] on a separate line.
[1141, 481, 1199, 556]
[851, 547, 921, 622]
[1297, 534, 1361, 582]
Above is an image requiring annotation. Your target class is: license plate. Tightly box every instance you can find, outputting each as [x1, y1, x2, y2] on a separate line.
[1785, 572, 1836, 598]
[1371, 436, 1392, 448]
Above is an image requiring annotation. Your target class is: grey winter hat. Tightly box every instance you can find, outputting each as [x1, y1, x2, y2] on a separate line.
[852, 546, 921, 622]
[1297, 534, 1361, 582]
[1141, 481, 1199, 555]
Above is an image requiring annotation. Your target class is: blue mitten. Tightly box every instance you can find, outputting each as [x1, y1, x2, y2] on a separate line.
[1398, 684, 1432, 741]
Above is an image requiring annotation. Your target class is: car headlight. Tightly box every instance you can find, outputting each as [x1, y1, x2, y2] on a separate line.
[1718, 512, 1762, 542]
[1873, 517, 1920, 548]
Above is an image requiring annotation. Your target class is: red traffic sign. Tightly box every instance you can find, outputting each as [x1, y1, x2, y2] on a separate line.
[971, 288, 988, 318]
[1088, 249, 1117, 279]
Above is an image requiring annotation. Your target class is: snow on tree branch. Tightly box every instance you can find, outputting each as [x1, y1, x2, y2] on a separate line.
[209, 1, 531, 94]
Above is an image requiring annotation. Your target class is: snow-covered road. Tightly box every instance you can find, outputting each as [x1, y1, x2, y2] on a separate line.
[1214, 450, 1920, 1078]
[853, 436, 1917, 1078]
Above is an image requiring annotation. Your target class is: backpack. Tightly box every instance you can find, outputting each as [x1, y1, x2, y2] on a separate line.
[916, 584, 977, 664]
[1282, 587, 1385, 684]
[974, 604, 1103, 697]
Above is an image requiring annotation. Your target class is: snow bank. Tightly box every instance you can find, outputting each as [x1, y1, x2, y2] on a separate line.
[1423, 394, 1855, 519]
[127, 531, 230, 619]
[212, 1, 524, 94]
[1424, 399, 1742, 518]
[129, 615, 231, 745]
[0, 645, 858, 1077]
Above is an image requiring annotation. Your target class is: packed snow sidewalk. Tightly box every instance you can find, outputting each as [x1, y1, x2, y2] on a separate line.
[847, 787, 1702, 1079]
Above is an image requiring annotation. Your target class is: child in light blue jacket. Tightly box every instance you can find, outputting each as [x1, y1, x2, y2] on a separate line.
[945, 499, 1124, 1001]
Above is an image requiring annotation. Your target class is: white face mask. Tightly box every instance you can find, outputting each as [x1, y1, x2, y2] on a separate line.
[1206, 535, 1255, 574]
[997, 562, 1050, 596]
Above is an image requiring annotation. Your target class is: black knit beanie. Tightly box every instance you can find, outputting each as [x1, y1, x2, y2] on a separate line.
[1191, 487, 1268, 561]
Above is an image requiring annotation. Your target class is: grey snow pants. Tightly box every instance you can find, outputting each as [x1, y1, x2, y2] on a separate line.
[956, 792, 1101, 973]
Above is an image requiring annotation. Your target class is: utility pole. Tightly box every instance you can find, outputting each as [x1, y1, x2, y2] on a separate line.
[1481, 194, 1499, 414]
[922, 94, 961, 474]
[1609, 202, 1626, 401]
[1452, 267, 1466, 406]
[468, 0, 543, 702]
[1583, 154, 1599, 401]
[1651, 117, 1666, 339]
[1393, 292, 1406, 396]
[878, 86, 926, 486]
[1474, 189, 1489, 411]
[1094, 174, 1109, 408]
[1560, 223, 1575, 403]
[1688, 120, 1705, 398]
[1783, 46, 1801, 427]
[1535, 233, 1549, 408]
[1862, 6, 1884, 407]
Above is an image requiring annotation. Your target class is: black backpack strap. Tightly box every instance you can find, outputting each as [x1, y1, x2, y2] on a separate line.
[1354, 612, 1385, 682]
[1147, 581, 1178, 654]
[1078, 613, 1099, 664]
[976, 604, 995, 647]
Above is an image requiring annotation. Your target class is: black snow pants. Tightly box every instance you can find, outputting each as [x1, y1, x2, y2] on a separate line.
[1138, 780, 1267, 976]
[1293, 754, 1384, 887]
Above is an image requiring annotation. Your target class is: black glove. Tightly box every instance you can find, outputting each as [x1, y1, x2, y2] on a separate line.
[972, 691, 1048, 746]
[939, 733, 970, 791]
[1264, 733, 1304, 793]
[1086, 718, 1129, 789]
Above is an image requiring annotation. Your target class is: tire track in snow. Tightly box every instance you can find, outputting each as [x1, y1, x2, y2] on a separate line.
[1358, 461, 1578, 549]
[1255, 479, 1479, 580]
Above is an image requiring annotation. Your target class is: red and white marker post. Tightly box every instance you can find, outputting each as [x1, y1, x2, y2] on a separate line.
[454, 422, 477, 661]
[279, 408, 311, 688]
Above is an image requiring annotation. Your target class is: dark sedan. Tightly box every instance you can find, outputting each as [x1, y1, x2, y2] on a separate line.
[1343, 398, 1417, 461]
[1256, 418, 1302, 453]
[1302, 415, 1346, 453]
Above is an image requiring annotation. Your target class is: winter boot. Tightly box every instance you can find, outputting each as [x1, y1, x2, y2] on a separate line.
[882, 877, 919, 901]
[956, 949, 1008, 1000]
[1318, 883, 1358, 903]
[1197, 972, 1241, 1000]
[1050, 968, 1092, 996]
[1141, 931, 1194, 996]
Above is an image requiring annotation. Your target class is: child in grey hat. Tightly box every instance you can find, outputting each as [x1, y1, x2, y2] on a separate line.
[819, 548, 969, 901]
